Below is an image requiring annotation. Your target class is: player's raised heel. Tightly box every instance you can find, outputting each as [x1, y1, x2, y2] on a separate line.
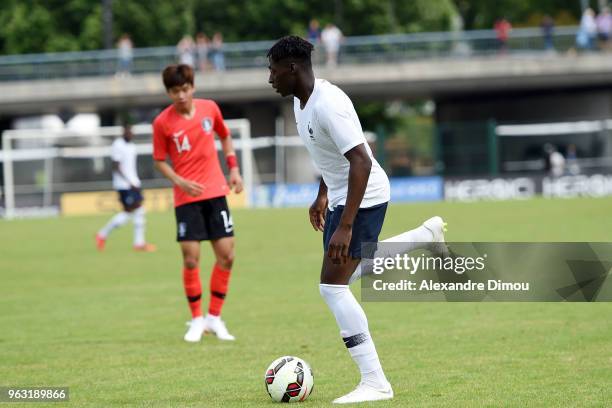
[422, 216, 450, 258]
[203, 314, 235, 341]
[184, 316, 206, 342]
[332, 383, 394, 404]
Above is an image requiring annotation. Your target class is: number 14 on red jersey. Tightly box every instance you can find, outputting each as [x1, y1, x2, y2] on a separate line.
[173, 134, 192, 153]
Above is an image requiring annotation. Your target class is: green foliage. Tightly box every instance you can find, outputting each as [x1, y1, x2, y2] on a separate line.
[356, 101, 437, 176]
[0, 0, 457, 54]
[355, 102, 399, 134]
[80, 4, 103, 50]
[0, 0, 105, 53]
[395, 0, 457, 33]
[1, 3, 54, 54]
[113, 1, 186, 47]
[0, 0, 588, 55]
[452, 0, 582, 30]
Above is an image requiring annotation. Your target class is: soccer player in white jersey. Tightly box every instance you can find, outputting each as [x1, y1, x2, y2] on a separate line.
[96, 124, 156, 252]
[268, 36, 448, 404]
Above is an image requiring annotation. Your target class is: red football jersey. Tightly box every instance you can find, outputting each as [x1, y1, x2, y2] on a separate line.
[153, 99, 231, 207]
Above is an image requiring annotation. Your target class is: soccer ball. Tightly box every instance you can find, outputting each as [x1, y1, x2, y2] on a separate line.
[264, 356, 314, 403]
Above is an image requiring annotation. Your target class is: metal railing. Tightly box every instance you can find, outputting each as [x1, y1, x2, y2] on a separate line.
[0, 26, 582, 81]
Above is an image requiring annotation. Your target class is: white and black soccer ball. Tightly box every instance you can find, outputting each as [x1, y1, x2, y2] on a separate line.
[264, 356, 314, 403]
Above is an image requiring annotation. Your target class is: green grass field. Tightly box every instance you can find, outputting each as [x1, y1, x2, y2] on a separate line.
[1, 197, 612, 407]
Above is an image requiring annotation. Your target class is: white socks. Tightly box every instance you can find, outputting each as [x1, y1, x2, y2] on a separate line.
[349, 225, 435, 284]
[319, 284, 390, 390]
[383, 224, 433, 245]
[98, 211, 130, 238]
[98, 207, 147, 246]
[132, 206, 146, 246]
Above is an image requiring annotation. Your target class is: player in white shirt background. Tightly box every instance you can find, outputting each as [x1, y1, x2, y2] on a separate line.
[267, 36, 448, 404]
[96, 124, 156, 252]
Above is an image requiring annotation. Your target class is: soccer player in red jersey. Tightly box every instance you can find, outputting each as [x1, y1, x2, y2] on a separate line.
[152, 64, 243, 343]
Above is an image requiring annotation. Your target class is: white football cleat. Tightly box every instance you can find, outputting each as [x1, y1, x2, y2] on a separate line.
[204, 315, 236, 341]
[184, 316, 206, 343]
[422, 216, 450, 259]
[333, 383, 394, 404]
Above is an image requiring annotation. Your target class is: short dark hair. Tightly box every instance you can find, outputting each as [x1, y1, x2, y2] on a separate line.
[267, 36, 313, 64]
[162, 64, 194, 89]
[120, 114, 134, 128]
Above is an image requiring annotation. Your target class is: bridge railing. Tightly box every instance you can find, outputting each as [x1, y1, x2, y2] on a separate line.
[0, 26, 581, 81]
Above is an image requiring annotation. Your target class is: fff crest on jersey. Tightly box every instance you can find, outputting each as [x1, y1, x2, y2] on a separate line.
[201, 117, 213, 133]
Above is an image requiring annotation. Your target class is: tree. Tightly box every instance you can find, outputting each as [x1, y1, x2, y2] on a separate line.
[0, 0, 588, 55]
[0, 0, 458, 54]
[452, 0, 582, 30]
[0, 0, 102, 53]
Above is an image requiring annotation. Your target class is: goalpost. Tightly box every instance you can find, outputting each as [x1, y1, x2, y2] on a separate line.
[1, 119, 254, 219]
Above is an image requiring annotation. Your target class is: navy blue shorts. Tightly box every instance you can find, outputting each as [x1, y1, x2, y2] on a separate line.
[323, 202, 388, 259]
[118, 188, 143, 211]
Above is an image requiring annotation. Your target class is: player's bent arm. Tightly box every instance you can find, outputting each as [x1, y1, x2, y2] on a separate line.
[316, 177, 328, 199]
[219, 134, 237, 161]
[326, 144, 371, 261]
[339, 144, 372, 228]
[219, 135, 240, 173]
[219, 135, 244, 193]
[112, 161, 136, 188]
[309, 178, 328, 232]
[154, 159, 204, 196]
[153, 160, 181, 185]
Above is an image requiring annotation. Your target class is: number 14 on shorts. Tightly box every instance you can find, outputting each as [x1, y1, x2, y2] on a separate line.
[221, 210, 233, 233]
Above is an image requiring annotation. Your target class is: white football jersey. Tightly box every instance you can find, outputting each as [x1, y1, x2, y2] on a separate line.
[294, 78, 390, 209]
[111, 137, 141, 190]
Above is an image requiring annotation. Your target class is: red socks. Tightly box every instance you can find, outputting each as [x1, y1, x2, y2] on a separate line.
[209, 263, 231, 316]
[183, 264, 231, 318]
[183, 267, 202, 318]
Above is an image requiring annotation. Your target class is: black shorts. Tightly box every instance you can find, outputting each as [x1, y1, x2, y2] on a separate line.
[175, 196, 234, 242]
[118, 188, 143, 211]
[323, 202, 387, 259]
